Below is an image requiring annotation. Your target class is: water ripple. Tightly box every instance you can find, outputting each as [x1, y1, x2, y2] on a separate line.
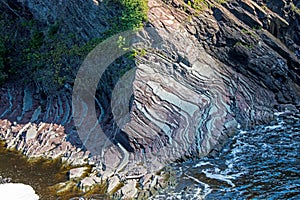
[153, 112, 300, 199]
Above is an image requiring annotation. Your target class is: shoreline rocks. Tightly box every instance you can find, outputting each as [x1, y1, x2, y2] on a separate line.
[0, 176, 11, 184]
[0, 119, 169, 199]
[0, 183, 39, 200]
[0, 0, 300, 199]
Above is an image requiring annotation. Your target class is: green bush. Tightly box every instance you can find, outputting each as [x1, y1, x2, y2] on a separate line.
[186, 0, 210, 11]
[216, 0, 228, 4]
[30, 31, 44, 49]
[48, 22, 60, 38]
[119, 0, 148, 30]
[0, 1, 149, 90]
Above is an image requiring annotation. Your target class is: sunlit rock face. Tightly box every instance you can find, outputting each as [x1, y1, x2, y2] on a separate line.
[0, 0, 299, 168]
[0, 1, 299, 197]
[0, 183, 39, 200]
[0, 119, 90, 165]
[124, 33, 238, 164]
[118, 0, 300, 168]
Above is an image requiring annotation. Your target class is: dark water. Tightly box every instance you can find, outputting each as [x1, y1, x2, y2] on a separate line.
[1, 112, 300, 199]
[0, 144, 69, 199]
[152, 112, 300, 199]
[0, 143, 102, 200]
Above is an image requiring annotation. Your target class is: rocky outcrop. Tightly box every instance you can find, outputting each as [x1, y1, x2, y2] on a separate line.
[0, 118, 170, 198]
[0, 119, 89, 164]
[0, 0, 300, 199]
[105, 0, 300, 168]
[0, 176, 11, 184]
[12, 0, 113, 41]
[0, 86, 81, 145]
[0, 183, 39, 200]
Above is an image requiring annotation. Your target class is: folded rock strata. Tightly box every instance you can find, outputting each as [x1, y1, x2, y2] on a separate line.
[0, 0, 300, 198]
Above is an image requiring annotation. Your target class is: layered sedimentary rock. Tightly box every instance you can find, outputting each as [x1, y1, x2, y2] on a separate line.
[105, 0, 300, 166]
[0, 119, 89, 165]
[11, 0, 112, 41]
[0, 0, 300, 198]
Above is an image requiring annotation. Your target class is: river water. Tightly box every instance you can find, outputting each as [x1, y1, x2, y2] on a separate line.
[152, 112, 300, 199]
[0, 111, 299, 199]
[0, 143, 68, 199]
[0, 142, 104, 199]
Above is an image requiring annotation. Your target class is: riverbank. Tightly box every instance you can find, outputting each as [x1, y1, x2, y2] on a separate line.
[0, 120, 173, 199]
[0, 136, 103, 199]
[0, 0, 300, 199]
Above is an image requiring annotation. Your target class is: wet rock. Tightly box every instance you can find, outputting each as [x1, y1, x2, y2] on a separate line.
[0, 120, 90, 166]
[107, 176, 122, 194]
[0, 0, 300, 198]
[120, 179, 138, 198]
[78, 176, 102, 192]
[69, 166, 90, 180]
[0, 176, 11, 184]
[25, 125, 38, 142]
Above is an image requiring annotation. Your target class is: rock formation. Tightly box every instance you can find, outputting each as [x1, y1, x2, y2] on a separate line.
[0, 0, 299, 198]
[0, 183, 39, 200]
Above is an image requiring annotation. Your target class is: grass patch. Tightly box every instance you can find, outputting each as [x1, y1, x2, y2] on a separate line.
[234, 41, 253, 49]
[185, 0, 211, 11]
[241, 28, 259, 39]
[291, 3, 300, 14]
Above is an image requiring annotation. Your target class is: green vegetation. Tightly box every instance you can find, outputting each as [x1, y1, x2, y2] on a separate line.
[216, 0, 228, 4]
[0, 0, 149, 92]
[291, 3, 300, 14]
[131, 48, 147, 58]
[261, 4, 268, 10]
[241, 28, 259, 39]
[30, 31, 44, 49]
[184, 0, 228, 11]
[234, 41, 253, 49]
[118, 0, 148, 30]
[48, 21, 61, 38]
[186, 0, 211, 11]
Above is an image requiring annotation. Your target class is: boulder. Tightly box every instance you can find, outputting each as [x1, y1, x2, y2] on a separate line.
[0, 183, 39, 200]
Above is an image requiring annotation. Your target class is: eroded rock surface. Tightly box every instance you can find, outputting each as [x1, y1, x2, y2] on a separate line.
[0, 0, 300, 198]
[0, 119, 89, 165]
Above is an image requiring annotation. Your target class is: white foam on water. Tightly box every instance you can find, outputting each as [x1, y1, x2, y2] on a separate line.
[265, 124, 282, 130]
[185, 174, 213, 198]
[202, 169, 236, 187]
[0, 183, 39, 200]
[194, 161, 212, 168]
[274, 111, 285, 116]
[238, 130, 247, 134]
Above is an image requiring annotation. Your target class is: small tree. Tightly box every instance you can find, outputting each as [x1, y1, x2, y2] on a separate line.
[119, 0, 149, 30]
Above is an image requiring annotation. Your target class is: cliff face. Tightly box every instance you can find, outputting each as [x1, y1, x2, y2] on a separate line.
[119, 0, 300, 165]
[8, 0, 113, 40]
[0, 0, 300, 198]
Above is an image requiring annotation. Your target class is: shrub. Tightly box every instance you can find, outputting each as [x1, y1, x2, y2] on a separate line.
[216, 0, 228, 4]
[119, 0, 149, 30]
[291, 3, 300, 14]
[30, 31, 44, 49]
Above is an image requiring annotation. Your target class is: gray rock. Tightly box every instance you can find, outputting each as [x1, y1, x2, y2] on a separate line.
[69, 166, 89, 180]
